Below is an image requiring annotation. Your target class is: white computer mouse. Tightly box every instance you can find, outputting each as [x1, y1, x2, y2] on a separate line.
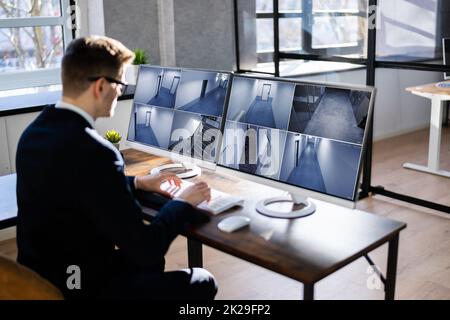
[217, 216, 251, 233]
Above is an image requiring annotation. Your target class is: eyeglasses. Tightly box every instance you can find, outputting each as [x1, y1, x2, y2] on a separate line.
[87, 76, 128, 95]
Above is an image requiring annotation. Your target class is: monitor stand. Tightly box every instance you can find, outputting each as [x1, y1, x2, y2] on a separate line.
[150, 162, 201, 179]
[255, 193, 316, 219]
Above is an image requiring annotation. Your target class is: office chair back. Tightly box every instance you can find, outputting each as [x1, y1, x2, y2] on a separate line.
[0, 254, 63, 300]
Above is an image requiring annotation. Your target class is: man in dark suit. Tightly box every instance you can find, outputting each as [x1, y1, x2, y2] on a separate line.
[15, 36, 217, 300]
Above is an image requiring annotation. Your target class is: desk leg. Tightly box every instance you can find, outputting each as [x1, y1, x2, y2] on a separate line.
[428, 97, 444, 171]
[403, 98, 450, 178]
[187, 238, 203, 268]
[303, 283, 314, 300]
[385, 234, 399, 300]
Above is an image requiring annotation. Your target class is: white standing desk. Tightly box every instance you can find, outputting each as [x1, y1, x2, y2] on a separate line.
[404, 82, 450, 178]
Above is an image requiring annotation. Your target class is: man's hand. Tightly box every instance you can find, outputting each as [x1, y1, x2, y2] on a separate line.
[178, 182, 211, 207]
[135, 172, 181, 198]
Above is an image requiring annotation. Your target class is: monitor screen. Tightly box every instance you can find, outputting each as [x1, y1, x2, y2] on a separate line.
[128, 66, 230, 163]
[219, 76, 373, 201]
[444, 38, 450, 79]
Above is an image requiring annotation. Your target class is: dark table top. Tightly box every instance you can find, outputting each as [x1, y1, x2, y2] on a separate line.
[1, 149, 408, 284]
[124, 149, 407, 284]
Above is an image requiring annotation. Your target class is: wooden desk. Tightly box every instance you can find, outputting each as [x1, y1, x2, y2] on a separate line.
[405, 81, 450, 178]
[123, 149, 407, 300]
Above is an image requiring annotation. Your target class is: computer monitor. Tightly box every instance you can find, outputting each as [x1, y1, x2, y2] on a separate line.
[443, 38, 450, 80]
[217, 75, 375, 208]
[127, 65, 231, 170]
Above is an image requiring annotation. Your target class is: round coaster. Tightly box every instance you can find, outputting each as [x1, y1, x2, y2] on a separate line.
[150, 163, 201, 179]
[255, 196, 316, 219]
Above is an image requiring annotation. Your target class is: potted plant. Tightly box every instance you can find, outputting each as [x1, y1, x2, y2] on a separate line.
[126, 48, 149, 85]
[104, 129, 122, 150]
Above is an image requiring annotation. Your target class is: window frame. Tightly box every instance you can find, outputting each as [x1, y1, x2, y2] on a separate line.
[234, 0, 450, 214]
[0, 0, 74, 90]
[255, 0, 367, 64]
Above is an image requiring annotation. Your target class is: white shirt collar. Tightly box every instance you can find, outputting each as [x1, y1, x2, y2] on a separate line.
[55, 101, 95, 128]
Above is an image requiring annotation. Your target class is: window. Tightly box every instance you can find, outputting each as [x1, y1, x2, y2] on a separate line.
[0, 0, 73, 90]
[256, 0, 272, 12]
[376, 0, 449, 63]
[254, 0, 368, 64]
[256, 18, 274, 52]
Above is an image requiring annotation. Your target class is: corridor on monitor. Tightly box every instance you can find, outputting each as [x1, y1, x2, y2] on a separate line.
[128, 66, 230, 163]
[219, 75, 372, 201]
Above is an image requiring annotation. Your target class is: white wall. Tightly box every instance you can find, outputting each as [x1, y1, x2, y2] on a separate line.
[294, 68, 367, 86]
[0, 118, 10, 175]
[96, 100, 134, 149]
[373, 68, 441, 140]
[5, 112, 40, 173]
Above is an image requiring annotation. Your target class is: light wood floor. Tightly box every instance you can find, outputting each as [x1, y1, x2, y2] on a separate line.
[1, 128, 449, 300]
[372, 126, 450, 206]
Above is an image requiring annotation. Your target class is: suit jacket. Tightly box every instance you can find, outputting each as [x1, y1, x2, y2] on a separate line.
[16, 106, 198, 299]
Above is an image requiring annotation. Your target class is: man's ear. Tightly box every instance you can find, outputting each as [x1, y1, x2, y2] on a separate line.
[92, 78, 105, 99]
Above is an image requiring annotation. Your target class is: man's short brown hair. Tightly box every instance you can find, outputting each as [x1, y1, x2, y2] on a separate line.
[61, 36, 135, 97]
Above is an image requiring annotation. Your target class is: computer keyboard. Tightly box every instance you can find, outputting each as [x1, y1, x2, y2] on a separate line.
[161, 180, 244, 215]
[435, 81, 450, 88]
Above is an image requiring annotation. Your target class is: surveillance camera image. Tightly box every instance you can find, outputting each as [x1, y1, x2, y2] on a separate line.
[168, 111, 222, 162]
[219, 75, 372, 201]
[175, 70, 229, 117]
[133, 66, 182, 109]
[288, 84, 371, 144]
[279, 133, 362, 200]
[128, 103, 174, 149]
[225, 77, 294, 130]
[128, 66, 230, 163]
[220, 121, 287, 180]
